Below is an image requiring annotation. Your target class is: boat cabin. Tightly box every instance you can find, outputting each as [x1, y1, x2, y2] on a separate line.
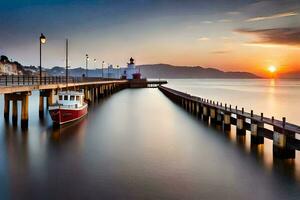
[56, 91, 85, 108]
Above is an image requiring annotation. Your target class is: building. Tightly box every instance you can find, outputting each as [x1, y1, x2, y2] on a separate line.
[0, 61, 19, 75]
[104, 57, 141, 79]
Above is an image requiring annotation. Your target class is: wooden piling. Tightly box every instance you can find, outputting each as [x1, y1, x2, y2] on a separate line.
[223, 113, 231, 131]
[12, 100, 18, 125]
[47, 90, 54, 107]
[250, 120, 264, 145]
[236, 115, 246, 135]
[273, 126, 295, 159]
[210, 107, 217, 124]
[39, 95, 44, 118]
[216, 109, 223, 125]
[21, 95, 29, 129]
[4, 94, 10, 120]
[203, 106, 209, 122]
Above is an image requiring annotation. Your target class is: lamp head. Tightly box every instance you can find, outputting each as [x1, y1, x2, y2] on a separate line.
[40, 33, 46, 44]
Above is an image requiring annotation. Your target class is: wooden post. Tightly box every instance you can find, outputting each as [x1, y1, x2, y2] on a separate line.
[4, 94, 10, 121]
[21, 94, 29, 129]
[223, 113, 231, 131]
[203, 106, 209, 122]
[210, 107, 216, 124]
[39, 95, 44, 118]
[236, 115, 246, 135]
[95, 87, 98, 100]
[250, 120, 264, 145]
[97, 87, 101, 99]
[216, 109, 223, 125]
[273, 126, 295, 159]
[47, 90, 54, 107]
[12, 100, 18, 125]
[196, 102, 200, 118]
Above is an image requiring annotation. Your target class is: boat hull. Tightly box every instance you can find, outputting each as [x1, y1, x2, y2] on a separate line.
[49, 105, 88, 125]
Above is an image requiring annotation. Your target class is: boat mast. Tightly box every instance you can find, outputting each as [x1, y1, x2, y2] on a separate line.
[66, 39, 69, 90]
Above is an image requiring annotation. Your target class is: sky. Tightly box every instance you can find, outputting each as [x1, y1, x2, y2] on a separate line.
[0, 0, 299, 76]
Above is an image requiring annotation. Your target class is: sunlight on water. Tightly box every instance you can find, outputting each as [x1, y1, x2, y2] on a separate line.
[167, 79, 300, 124]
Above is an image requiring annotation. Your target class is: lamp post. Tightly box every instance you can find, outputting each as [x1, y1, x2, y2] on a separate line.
[94, 59, 97, 77]
[39, 33, 46, 84]
[102, 61, 105, 78]
[85, 54, 89, 77]
[107, 63, 110, 79]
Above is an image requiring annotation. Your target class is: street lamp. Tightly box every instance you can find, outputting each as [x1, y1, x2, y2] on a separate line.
[85, 54, 89, 77]
[102, 61, 105, 78]
[117, 65, 120, 79]
[39, 33, 46, 84]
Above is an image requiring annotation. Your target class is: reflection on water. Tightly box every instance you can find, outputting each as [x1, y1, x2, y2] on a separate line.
[0, 85, 300, 199]
[167, 79, 300, 124]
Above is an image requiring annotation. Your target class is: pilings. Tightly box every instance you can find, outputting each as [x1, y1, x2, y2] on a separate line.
[223, 113, 231, 131]
[39, 95, 44, 118]
[236, 115, 246, 135]
[21, 94, 29, 128]
[203, 106, 209, 122]
[250, 120, 264, 145]
[158, 86, 299, 160]
[3, 92, 31, 129]
[273, 126, 295, 159]
[4, 94, 10, 120]
[12, 100, 18, 125]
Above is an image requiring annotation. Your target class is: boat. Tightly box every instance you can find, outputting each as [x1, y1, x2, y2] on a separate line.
[49, 91, 88, 125]
[48, 38, 88, 125]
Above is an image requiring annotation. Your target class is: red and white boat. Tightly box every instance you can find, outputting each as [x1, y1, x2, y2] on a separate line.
[48, 39, 88, 125]
[49, 91, 88, 125]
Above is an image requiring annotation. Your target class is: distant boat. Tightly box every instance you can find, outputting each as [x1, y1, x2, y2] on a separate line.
[49, 38, 88, 125]
[49, 91, 88, 125]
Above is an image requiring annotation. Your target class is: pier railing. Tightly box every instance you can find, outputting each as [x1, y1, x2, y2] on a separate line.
[0, 75, 117, 86]
[159, 85, 300, 158]
[159, 86, 300, 134]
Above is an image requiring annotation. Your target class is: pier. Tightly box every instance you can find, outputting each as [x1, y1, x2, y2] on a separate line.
[0, 75, 166, 129]
[159, 86, 300, 159]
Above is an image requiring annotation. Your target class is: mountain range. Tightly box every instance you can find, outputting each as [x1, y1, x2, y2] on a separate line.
[45, 64, 260, 79]
[136, 64, 259, 79]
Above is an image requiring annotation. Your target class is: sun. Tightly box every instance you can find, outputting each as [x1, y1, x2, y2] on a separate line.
[268, 65, 277, 73]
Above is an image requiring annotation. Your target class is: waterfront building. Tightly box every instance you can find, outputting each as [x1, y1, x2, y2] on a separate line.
[0, 60, 19, 75]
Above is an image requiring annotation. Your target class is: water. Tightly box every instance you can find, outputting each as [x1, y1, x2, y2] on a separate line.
[167, 79, 300, 124]
[0, 79, 300, 199]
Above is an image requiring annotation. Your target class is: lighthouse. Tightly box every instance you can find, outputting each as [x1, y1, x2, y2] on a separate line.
[128, 57, 135, 69]
[119, 57, 141, 79]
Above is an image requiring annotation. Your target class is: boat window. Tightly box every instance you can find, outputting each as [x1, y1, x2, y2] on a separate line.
[59, 95, 62, 100]
[76, 96, 80, 101]
[70, 95, 75, 101]
[64, 95, 68, 100]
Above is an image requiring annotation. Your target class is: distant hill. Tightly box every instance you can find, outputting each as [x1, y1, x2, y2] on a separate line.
[45, 64, 259, 79]
[277, 71, 300, 79]
[136, 64, 260, 79]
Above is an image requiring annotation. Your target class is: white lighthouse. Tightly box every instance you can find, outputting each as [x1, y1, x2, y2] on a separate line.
[103, 57, 141, 79]
[120, 57, 140, 79]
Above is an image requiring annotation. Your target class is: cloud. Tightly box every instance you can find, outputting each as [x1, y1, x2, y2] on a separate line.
[218, 19, 232, 23]
[202, 21, 213, 24]
[197, 37, 210, 41]
[246, 11, 298, 22]
[227, 11, 240, 15]
[210, 50, 230, 54]
[235, 27, 300, 46]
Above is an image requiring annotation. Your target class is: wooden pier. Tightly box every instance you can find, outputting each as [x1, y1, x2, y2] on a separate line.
[159, 86, 300, 159]
[0, 75, 167, 129]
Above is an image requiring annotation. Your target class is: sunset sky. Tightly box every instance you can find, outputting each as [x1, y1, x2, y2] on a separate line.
[0, 0, 299, 76]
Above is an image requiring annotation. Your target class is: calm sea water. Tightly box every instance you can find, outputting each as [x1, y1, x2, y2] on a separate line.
[0, 79, 300, 199]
